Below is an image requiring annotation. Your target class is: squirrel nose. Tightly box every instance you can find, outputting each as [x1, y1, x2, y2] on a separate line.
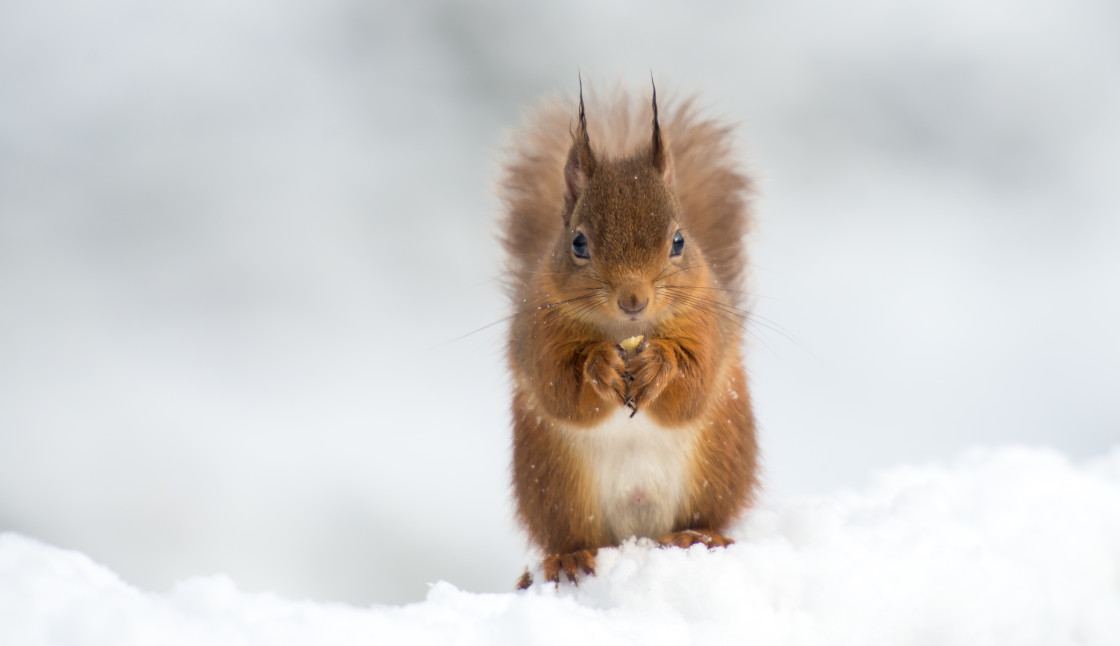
[617, 295, 648, 315]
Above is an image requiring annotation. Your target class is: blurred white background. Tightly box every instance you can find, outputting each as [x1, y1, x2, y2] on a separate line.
[1, 0, 1117, 605]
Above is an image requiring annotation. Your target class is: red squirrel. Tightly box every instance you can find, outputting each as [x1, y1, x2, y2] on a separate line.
[499, 81, 758, 586]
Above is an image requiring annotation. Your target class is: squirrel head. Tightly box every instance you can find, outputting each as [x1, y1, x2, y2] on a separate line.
[550, 81, 711, 337]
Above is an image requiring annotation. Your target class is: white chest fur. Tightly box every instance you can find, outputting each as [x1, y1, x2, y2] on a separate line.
[562, 409, 696, 543]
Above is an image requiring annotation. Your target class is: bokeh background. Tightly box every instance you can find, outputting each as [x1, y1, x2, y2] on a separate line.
[2, 0, 1117, 605]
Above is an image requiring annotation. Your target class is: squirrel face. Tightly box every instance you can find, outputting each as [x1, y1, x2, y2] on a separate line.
[548, 87, 711, 336]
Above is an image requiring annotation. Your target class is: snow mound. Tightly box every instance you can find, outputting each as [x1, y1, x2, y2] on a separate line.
[2, 446, 1119, 645]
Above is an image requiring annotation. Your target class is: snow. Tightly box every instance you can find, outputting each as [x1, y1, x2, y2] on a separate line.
[4, 446, 1119, 645]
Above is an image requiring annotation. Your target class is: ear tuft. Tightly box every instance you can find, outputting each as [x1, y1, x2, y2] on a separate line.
[650, 76, 674, 186]
[563, 75, 597, 225]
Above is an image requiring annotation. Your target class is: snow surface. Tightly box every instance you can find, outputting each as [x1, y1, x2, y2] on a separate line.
[3, 446, 1118, 645]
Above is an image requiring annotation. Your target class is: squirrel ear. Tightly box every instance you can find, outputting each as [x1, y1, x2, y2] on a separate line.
[563, 78, 597, 225]
[650, 77, 674, 186]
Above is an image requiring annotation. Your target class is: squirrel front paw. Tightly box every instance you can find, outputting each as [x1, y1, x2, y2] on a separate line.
[626, 338, 677, 412]
[583, 342, 629, 407]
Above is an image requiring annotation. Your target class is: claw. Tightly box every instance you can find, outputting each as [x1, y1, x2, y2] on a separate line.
[541, 554, 561, 584]
[560, 553, 580, 584]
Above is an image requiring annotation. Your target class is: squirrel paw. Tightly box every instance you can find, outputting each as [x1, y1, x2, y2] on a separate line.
[584, 342, 629, 407]
[540, 548, 597, 586]
[626, 339, 677, 412]
[657, 529, 735, 549]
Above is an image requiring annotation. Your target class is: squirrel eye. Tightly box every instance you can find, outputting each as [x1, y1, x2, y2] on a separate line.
[670, 230, 685, 257]
[572, 231, 590, 259]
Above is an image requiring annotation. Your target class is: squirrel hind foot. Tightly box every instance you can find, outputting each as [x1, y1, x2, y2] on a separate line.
[657, 529, 735, 549]
[541, 549, 597, 586]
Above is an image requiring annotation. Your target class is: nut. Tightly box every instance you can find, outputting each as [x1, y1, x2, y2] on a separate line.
[619, 335, 644, 354]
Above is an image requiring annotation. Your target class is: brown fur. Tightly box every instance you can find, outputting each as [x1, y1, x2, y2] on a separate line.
[499, 84, 758, 587]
